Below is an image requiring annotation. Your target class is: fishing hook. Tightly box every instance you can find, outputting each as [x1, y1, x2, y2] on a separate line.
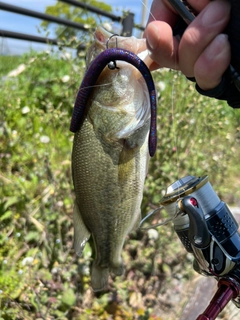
[106, 34, 120, 70]
[106, 33, 119, 49]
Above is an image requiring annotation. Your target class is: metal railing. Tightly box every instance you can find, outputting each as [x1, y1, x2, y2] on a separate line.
[0, 1, 144, 51]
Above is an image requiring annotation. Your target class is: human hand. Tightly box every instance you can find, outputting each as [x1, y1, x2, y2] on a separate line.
[144, 0, 231, 91]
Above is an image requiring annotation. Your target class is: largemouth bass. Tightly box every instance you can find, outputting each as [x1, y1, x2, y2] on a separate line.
[72, 26, 155, 291]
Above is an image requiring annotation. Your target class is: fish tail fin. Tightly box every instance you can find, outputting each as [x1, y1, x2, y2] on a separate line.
[91, 264, 109, 292]
[73, 201, 91, 256]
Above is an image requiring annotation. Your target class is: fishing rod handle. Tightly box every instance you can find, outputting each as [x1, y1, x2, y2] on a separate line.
[219, 0, 240, 108]
[196, 276, 240, 320]
[197, 0, 240, 106]
[170, 0, 240, 107]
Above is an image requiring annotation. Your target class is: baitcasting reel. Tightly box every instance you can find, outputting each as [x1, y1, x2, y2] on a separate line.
[160, 175, 240, 319]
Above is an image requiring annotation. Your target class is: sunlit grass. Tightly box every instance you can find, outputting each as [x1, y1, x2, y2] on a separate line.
[0, 55, 23, 76]
[1, 51, 240, 319]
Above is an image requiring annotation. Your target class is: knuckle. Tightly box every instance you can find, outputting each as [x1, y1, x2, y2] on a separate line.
[181, 27, 201, 48]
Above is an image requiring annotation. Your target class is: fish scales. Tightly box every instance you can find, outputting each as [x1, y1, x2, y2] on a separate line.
[71, 26, 154, 291]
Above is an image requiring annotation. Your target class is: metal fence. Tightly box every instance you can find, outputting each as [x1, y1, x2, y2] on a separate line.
[0, 0, 144, 51]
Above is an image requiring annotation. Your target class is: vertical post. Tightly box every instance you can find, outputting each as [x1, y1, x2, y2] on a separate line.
[121, 12, 134, 36]
[141, 0, 148, 26]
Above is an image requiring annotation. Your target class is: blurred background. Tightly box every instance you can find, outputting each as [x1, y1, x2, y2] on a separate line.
[1, 1, 240, 319]
[0, 0, 152, 55]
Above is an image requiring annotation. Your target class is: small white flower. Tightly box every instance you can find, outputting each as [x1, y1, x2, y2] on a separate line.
[189, 118, 195, 124]
[22, 257, 34, 266]
[56, 201, 63, 207]
[22, 106, 30, 114]
[60, 52, 71, 60]
[83, 24, 91, 29]
[16, 232, 21, 237]
[102, 22, 112, 32]
[3, 259, 7, 264]
[157, 81, 166, 92]
[40, 135, 50, 144]
[147, 228, 159, 241]
[61, 75, 70, 83]
[18, 269, 23, 275]
[56, 239, 60, 244]
[81, 265, 90, 275]
[51, 267, 58, 274]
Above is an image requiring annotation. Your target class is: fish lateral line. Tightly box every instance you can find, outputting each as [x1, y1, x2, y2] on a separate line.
[70, 48, 157, 157]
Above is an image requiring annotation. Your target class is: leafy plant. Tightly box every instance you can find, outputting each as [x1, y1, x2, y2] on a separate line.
[41, 0, 112, 42]
[1, 47, 240, 319]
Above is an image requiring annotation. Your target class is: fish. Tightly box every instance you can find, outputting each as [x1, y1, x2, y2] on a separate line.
[71, 26, 156, 291]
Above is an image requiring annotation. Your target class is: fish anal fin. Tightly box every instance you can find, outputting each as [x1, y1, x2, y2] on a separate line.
[73, 201, 91, 256]
[91, 264, 109, 292]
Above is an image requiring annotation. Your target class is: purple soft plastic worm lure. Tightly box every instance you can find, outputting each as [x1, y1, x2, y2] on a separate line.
[70, 48, 157, 157]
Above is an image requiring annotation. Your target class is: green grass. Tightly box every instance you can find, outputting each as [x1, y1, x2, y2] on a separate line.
[0, 55, 23, 76]
[1, 50, 240, 319]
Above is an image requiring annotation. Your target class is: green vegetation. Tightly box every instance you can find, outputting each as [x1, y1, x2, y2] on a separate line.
[0, 56, 22, 76]
[1, 48, 240, 320]
[41, 0, 112, 41]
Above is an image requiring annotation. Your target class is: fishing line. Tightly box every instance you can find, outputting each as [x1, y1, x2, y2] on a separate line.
[77, 80, 117, 92]
[137, 0, 187, 229]
[76, 69, 121, 93]
[140, 0, 181, 175]
[140, 205, 179, 230]
[140, 0, 180, 173]
[171, 73, 180, 181]
[136, 0, 173, 229]
[140, 0, 156, 23]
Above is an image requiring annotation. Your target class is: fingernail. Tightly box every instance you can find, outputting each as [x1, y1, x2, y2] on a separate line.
[207, 34, 229, 59]
[146, 24, 159, 51]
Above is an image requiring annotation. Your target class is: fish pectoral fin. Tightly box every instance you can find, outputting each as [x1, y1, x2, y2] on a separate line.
[73, 201, 91, 256]
[91, 263, 109, 292]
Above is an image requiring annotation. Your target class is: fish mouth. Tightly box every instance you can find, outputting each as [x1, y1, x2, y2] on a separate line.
[94, 26, 147, 56]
